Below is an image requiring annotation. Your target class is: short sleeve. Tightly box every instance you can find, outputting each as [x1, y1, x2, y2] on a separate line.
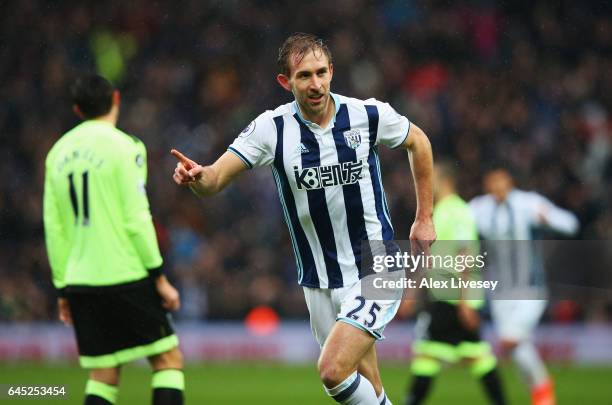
[524, 191, 579, 235]
[524, 192, 548, 224]
[228, 112, 276, 169]
[468, 197, 481, 216]
[369, 100, 411, 148]
[468, 196, 489, 236]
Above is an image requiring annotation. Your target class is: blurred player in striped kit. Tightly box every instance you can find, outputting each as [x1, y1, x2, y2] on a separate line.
[404, 162, 506, 405]
[470, 166, 579, 405]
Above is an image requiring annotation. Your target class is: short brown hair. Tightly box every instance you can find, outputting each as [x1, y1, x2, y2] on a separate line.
[277, 33, 332, 76]
[70, 74, 114, 119]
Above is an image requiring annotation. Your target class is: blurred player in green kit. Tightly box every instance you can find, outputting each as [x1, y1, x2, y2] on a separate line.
[43, 75, 185, 405]
[402, 161, 506, 405]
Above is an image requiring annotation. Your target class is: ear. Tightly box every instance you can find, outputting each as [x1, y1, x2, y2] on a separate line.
[276, 74, 291, 92]
[72, 105, 84, 120]
[329, 63, 334, 82]
[112, 90, 120, 106]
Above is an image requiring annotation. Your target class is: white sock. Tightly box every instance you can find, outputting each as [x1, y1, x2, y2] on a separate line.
[377, 388, 392, 405]
[512, 341, 549, 387]
[325, 371, 378, 404]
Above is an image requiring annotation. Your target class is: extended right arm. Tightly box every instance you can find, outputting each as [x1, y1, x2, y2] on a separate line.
[172, 111, 275, 196]
[532, 193, 579, 236]
[172, 149, 248, 197]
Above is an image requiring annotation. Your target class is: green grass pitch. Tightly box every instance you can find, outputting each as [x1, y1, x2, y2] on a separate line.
[0, 362, 610, 404]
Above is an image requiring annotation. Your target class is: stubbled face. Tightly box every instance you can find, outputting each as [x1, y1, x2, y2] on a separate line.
[285, 49, 333, 120]
[485, 169, 513, 203]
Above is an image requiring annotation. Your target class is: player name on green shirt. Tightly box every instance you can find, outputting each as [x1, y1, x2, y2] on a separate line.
[44, 120, 163, 290]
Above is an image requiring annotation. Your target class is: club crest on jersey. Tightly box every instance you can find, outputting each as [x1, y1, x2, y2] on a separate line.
[343, 129, 361, 149]
[293, 160, 364, 190]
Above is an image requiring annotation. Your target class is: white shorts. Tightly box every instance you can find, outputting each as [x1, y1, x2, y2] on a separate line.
[490, 300, 547, 341]
[303, 279, 402, 347]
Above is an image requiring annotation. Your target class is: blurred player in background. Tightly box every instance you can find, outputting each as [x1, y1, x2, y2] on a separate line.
[43, 75, 185, 405]
[469, 166, 579, 405]
[403, 162, 506, 405]
[172, 33, 436, 404]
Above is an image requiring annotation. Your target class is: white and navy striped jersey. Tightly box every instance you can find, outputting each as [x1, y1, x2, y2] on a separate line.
[469, 189, 579, 292]
[228, 93, 410, 289]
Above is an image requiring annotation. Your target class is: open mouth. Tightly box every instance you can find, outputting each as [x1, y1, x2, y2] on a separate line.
[308, 94, 323, 105]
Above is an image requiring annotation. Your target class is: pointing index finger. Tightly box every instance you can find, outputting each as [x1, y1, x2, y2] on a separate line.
[170, 148, 194, 169]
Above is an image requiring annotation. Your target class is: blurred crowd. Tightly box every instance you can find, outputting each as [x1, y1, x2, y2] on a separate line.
[1, 0, 611, 322]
